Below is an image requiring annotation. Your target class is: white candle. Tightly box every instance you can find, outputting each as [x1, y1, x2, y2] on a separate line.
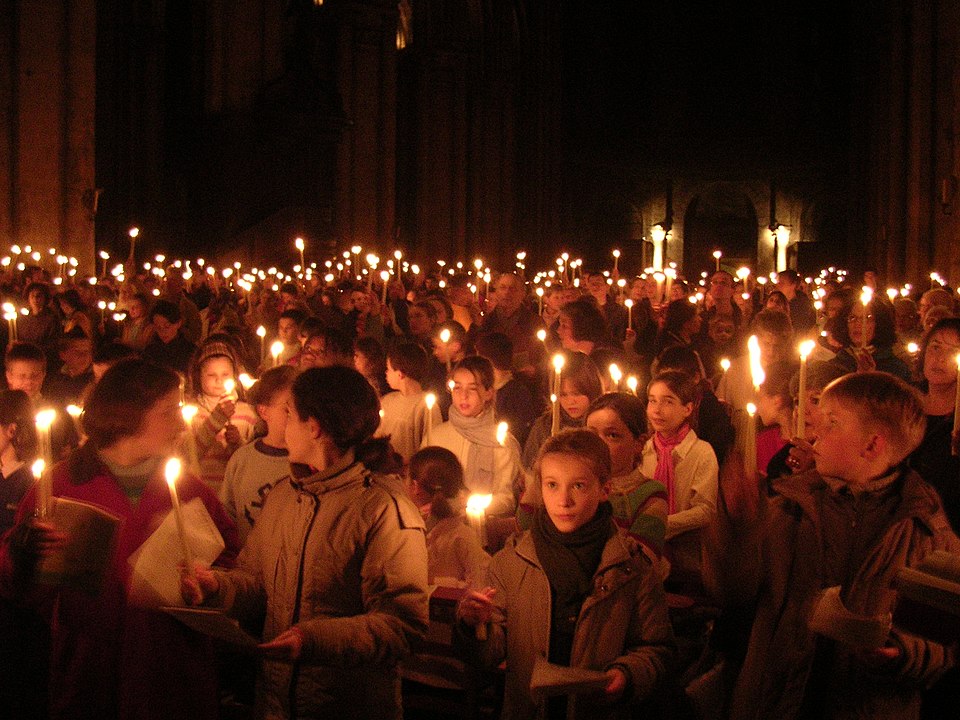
[256, 326, 266, 360]
[164, 458, 197, 583]
[747, 335, 765, 393]
[295, 237, 306, 272]
[550, 393, 560, 436]
[626, 376, 638, 396]
[466, 493, 493, 547]
[609, 363, 622, 391]
[424, 393, 436, 445]
[612, 249, 620, 275]
[859, 288, 872, 350]
[35, 409, 56, 469]
[624, 298, 633, 329]
[744, 403, 758, 480]
[32, 458, 48, 519]
[270, 340, 284, 367]
[796, 340, 816, 438]
[713, 250, 721, 271]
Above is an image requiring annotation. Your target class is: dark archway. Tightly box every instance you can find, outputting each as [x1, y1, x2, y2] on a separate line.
[683, 183, 758, 275]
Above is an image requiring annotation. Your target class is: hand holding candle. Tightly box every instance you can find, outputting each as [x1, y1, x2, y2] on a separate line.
[165, 458, 197, 584]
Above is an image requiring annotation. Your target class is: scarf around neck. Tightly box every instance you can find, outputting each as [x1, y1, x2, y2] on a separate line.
[532, 503, 614, 664]
[448, 405, 499, 494]
[653, 424, 691, 513]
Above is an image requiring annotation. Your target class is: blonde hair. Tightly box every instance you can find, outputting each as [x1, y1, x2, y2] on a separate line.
[821, 371, 926, 462]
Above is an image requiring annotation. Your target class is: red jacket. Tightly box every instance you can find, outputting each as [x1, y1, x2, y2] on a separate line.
[0, 446, 240, 720]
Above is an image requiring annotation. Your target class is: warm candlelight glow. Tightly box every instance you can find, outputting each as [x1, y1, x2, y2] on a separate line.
[31, 458, 45, 480]
[424, 393, 437, 411]
[536, 328, 547, 343]
[746, 402, 757, 416]
[181, 404, 199, 424]
[552, 353, 565, 374]
[238, 373, 255, 390]
[256, 326, 266, 338]
[66, 404, 82, 419]
[294, 237, 305, 251]
[223, 378, 236, 397]
[609, 363, 623, 388]
[626, 376, 638, 395]
[496, 421, 509, 446]
[165, 457, 182, 487]
[906, 342, 919, 354]
[439, 328, 451, 344]
[720, 358, 731, 372]
[799, 339, 816, 359]
[270, 340, 284, 365]
[35, 408, 56, 432]
[747, 335, 765, 391]
[466, 494, 493, 514]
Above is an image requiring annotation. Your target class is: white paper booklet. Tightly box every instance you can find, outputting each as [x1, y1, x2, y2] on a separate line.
[127, 496, 225, 608]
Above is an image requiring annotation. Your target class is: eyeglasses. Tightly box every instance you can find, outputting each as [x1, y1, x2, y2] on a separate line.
[847, 314, 875, 323]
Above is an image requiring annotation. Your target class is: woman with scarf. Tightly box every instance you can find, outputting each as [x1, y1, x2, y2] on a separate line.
[640, 370, 718, 588]
[457, 429, 675, 720]
[425, 355, 522, 517]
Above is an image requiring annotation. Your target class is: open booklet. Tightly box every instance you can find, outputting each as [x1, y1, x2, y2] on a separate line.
[529, 655, 609, 702]
[894, 551, 960, 644]
[36, 497, 122, 594]
[807, 585, 891, 650]
[127, 496, 225, 609]
[161, 606, 260, 651]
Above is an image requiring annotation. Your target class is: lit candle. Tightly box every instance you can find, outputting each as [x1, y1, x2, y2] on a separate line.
[439, 328, 452, 374]
[270, 340, 284, 367]
[295, 237, 306, 272]
[720, 357, 731, 375]
[744, 403, 758, 480]
[66, 404, 83, 439]
[535, 287, 544, 314]
[550, 393, 560, 436]
[612, 249, 620, 275]
[164, 458, 197, 583]
[713, 250, 722, 271]
[237, 373, 255, 391]
[796, 340, 816, 438]
[626, 375, 638, 396]
[32, 458, 48, 519]
[653, 272, 665, 305]
[737, 267, 750, 293]
[466, 493, 493, 548]
[380, 270, 390, 304]
[747, 335, 765, 393]
[859, 287, 872, 350]
[624, 298, 633, 329]
[256, 325, 266, 360]
[424, 393, 437, 445]
[609, 363, 622, 391]
[886, 288, 898, 303]
[536, 328, 547, 346]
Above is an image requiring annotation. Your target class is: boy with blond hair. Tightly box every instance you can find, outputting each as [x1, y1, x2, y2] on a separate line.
[707, 371, 960, 720]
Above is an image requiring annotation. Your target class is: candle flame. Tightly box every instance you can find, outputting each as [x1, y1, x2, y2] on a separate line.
[223, 378, 236, 396]
[746, 402, 757, 416]
[439, 328, 451, 343]
[66, 404, 82, 419]
[626, 376, 638, 393]
[181, 404, 199, 423]
[609, 363, 622, 384]
[35, 408, 57, 431]
[552, 353, 565, 373]
[624, 298, 633, 308]
[31, 458, 45, 480]
[238, 373, 255, 390]
[720, 358, 731, 372]
[424, 393, 437, 410]
[466, 494, 493, 513]
[906, 342, 919, 354]
[164, 457, 182, 487]
[270, 340, 284, 358]
[798, 340, 816, 359]
[294, 237, 305, 251]
[256, 325, 266, 338]
[536, 328, 547, 342]
[496, 421, 509, 446]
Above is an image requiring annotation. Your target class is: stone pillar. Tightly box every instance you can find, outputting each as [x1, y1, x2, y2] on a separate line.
[0, 0, 96, 271]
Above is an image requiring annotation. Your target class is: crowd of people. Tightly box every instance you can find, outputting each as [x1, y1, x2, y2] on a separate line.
[0, 254, 958, 720]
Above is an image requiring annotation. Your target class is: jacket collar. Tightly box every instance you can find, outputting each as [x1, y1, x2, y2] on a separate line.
[514, 520, 633, 575]
[292, 449, 369, 495]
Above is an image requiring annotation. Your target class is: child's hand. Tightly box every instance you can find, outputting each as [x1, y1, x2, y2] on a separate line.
[457, 586, 496, 627]
[853, 348, 877, 373]
[786, 437, 816, 474]
[180, 563, 219, 606]
[259, 626, 304, 662]
[217, 399, 236, 419]
[223, 422, 241, 446]
[602, 667, 628, 703]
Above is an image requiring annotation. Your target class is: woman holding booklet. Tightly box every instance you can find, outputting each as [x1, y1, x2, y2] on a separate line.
[0, 358, 240, 720]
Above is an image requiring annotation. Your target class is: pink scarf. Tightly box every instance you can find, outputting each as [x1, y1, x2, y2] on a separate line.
[653, 424, 691, 513]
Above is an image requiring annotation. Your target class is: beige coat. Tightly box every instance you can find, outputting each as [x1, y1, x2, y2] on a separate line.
[460, 526, 675, 720]
[212, 453, 429, 720]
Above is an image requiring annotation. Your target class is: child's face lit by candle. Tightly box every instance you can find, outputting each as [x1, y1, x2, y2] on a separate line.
[646, 380, 693, 435]
[200, 356, 235, 397]
[450, 368, 494, 418]
[539, 453, 609, 533]
[558, 379, 590, 420]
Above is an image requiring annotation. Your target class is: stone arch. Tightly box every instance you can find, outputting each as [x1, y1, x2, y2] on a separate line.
[681, 183, 760, 275]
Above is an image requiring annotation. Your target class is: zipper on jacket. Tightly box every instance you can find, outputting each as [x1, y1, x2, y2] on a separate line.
[287, 491, 321, 720]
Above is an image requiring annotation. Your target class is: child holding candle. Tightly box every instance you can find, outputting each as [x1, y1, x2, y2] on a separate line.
[187, 340, 257, 494]
[406, 446, 489, 586]
[456, 429, 675, 720]
[180, 366, 428, 720]
[218, 365, 297, 543]
[522, 351, 604, 468]
[754, 361, 798, 483]
[0, 358, 240, 720]
[641, 370, 718, 587]
[425, 356, 522, 517]
[705, 372, 960, 720]
[379, 341, 443, 464]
